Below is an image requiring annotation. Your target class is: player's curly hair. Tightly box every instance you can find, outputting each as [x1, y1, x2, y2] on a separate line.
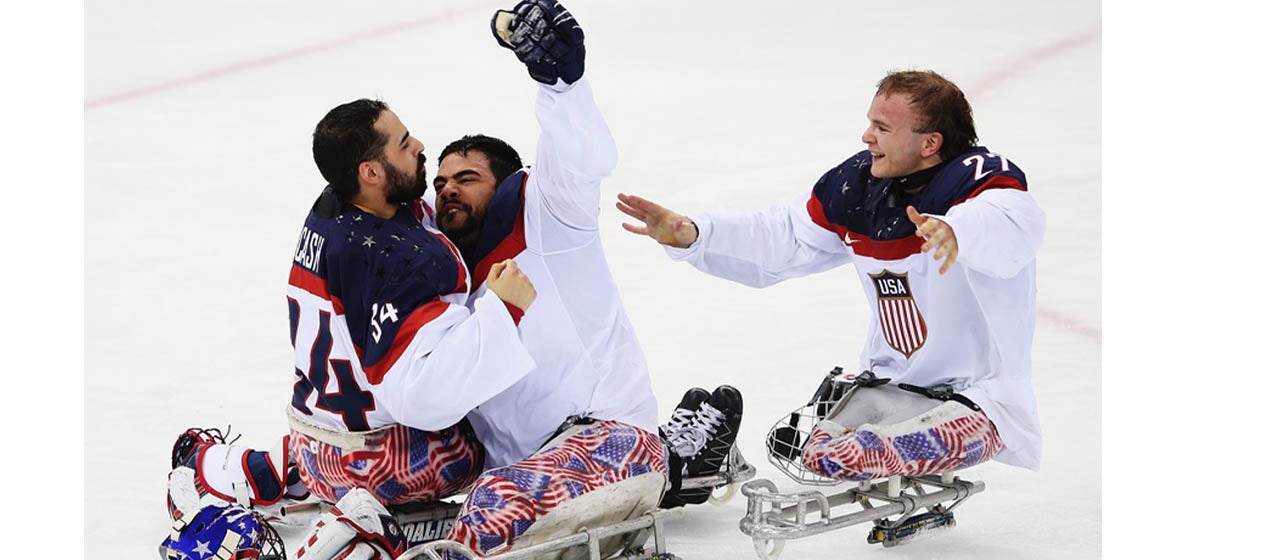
[876, 71, 978, 161]
[313, 98, 391, 199]
[438, 134, 524, 183]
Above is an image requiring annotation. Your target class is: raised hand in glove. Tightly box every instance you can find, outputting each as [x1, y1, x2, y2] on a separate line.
[491, 0, 585, 86]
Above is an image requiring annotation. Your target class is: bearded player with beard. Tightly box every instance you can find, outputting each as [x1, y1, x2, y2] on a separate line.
[279, 99, 544, 508]
[159, 99, 546, 560]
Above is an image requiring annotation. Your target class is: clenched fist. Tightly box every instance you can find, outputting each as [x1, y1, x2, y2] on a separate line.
[487, 259, 537, 311]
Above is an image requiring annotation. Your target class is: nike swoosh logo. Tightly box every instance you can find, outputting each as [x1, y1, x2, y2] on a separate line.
[844, 232, 860, 245]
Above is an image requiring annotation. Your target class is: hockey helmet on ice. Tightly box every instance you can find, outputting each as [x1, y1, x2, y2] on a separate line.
[158, 502, 283, 560]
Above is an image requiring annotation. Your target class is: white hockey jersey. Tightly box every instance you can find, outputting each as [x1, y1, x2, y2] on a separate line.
[666, 149, 1046, 470]
[429, 79, 660, 469]
[285, 199, 535, 434]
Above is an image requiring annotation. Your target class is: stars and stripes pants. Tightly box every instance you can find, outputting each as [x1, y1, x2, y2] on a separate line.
[445, 420, 668, 558]
[289, 421, 485, 506]
[801, 400, 1003, 481]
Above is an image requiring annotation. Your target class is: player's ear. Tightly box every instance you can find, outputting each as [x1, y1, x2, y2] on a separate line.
[921, 132, 943, 159]
[358, 160, 383, 186]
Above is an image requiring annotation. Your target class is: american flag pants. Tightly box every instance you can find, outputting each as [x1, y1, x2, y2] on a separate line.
[801, 401, 1004, 481]
[289, 422, 484, 505]
[445, 420, 667, 557]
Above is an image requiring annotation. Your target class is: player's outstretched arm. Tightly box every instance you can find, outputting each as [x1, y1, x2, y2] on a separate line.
[616, 193, 700, 248]
[620, 191, 850, 288]
[493, 0, 617, 239]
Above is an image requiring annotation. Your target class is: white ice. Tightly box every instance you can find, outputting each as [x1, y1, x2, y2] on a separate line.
[85, 1, 1100, 558]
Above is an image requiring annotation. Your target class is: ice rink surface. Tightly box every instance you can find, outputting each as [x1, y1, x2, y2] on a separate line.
[85, 1, 1100, 558]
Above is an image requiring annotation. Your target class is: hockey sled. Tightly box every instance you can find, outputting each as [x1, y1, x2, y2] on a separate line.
[741, 366, 989, 559]
[739, 473, 984, 559]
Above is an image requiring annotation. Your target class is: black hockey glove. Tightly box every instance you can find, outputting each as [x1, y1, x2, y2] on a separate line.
[491, 0, 585, 86]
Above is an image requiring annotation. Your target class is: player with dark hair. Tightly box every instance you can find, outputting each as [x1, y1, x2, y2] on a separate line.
[285, 97, 540, 506]
[416, 2, 742, 557]
[162, 98, 542, 560]
[619, 69, 1046, 480]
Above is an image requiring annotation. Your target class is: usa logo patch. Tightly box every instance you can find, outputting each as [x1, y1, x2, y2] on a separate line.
[870, 270, 928, 358]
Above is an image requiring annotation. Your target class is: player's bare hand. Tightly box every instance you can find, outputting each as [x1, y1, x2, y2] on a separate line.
[616, 193, 699, 249]
[487, 259, 537, 311]
[907, 206, 958, 274]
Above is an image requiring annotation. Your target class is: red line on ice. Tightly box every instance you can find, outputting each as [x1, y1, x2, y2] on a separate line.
[965, 22, 1103, 344]
[965, 24, 1102, 101]
[84, 4, 502, 109]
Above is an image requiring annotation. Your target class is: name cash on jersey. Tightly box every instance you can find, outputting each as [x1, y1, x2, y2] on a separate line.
[294, 226, 325, 274]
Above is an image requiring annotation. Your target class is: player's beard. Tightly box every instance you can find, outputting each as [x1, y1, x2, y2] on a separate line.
[385, 153, 428, 205]
[438, 199, 485, 250]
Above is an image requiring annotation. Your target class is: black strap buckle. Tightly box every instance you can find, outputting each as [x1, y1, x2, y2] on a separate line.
[850, 370, 892, 388]
[898, 382, 982, 412]
[810, 367, 894, 419]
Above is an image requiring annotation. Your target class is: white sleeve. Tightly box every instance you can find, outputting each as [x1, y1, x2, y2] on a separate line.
[527, 78, 618, 245]
[663, 192, 851, 288]
[933, 188, 1046, 279]
[370, 291, 534, 431]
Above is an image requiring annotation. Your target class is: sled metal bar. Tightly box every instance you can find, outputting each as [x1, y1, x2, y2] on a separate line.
[681, 444, 757, 490]
[401, 508, 683, 560]
[739, 477, 984, 541]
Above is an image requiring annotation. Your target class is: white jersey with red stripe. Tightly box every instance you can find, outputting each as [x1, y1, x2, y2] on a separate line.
[286, 198, 534, 434]
[425, 79, 660, 469]
[665, 149, 1046, 470]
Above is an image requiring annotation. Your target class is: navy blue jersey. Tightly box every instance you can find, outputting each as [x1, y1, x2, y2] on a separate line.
[287, 200, 509, 432]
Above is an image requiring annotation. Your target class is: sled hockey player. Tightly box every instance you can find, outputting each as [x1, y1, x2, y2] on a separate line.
[619, 69, 1045, 485]
[160, 94, 542, 560]
[418, 1, 742, 556]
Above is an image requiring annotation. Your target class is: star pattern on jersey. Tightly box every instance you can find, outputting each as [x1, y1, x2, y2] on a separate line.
[192, 540, 212, 558]
[363, 236, 376, 247]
